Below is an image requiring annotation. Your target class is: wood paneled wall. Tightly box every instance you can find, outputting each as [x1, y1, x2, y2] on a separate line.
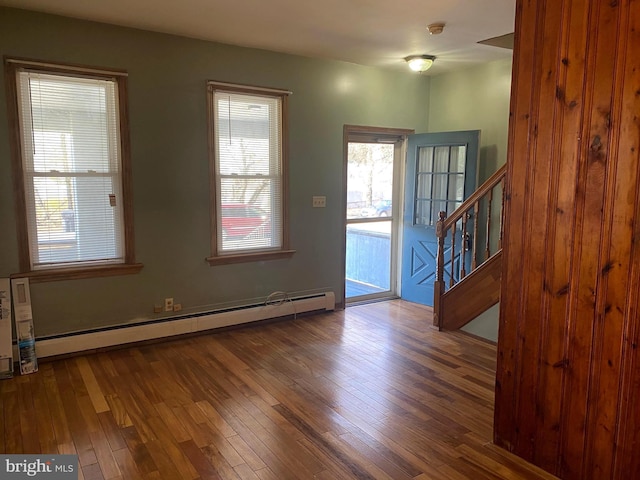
[495, 0, 640, 479]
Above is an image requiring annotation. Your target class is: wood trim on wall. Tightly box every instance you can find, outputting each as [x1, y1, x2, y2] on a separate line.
[4, 58, 31, 273]
[118, 75, 137, 266]
[4, 57, 141, 281]
[206, 81, 292, 265]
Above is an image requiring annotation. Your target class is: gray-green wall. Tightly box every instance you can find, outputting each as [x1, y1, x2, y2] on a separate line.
[428, 58, 512, 183]
[0, 8, 430, 337]
[428, 58, 512, 342]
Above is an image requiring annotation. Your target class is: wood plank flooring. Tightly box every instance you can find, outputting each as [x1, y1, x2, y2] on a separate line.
[0, 300, 557, 479]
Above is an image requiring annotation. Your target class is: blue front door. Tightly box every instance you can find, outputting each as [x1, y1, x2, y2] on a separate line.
[401, 130, 479, 306]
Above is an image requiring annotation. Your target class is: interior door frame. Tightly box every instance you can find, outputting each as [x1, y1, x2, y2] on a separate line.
[341, 125, 414, 308]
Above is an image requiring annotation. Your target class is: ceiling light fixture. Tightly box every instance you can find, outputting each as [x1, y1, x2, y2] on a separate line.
[405, 54, 436, 73]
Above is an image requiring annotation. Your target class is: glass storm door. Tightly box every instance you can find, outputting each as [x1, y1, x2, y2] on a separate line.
[345, 134, 403, 303]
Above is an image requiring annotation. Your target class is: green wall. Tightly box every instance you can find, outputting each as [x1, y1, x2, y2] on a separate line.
[428, 58, 512, 183]
[0, 7, 430, 337]
[428, 58, 512, 342]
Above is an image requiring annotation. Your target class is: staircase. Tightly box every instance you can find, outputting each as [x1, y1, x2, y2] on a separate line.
[433, 165, 506, 331]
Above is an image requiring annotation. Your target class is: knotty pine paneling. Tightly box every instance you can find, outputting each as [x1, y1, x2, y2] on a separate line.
[495, 1, 640, 479]
[612, 4, 640, 476]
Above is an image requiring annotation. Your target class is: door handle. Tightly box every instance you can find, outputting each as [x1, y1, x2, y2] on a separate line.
[464, 233, 471, 252]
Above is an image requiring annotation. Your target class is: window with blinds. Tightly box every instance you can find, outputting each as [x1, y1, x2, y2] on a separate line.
[6, 59, 139, 279]
[208, 83, 290, 259]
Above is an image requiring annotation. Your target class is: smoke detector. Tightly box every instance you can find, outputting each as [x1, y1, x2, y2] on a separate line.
[427, 23, 445, 35]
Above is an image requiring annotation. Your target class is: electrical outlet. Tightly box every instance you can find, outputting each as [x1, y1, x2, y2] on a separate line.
[164, 298, 174, 312]
[312, 196, 326, 208]
[173, 303, 182, 312]
[153, 305, 162, 314]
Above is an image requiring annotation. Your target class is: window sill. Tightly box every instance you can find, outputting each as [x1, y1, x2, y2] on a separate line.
[206, 250, 296, 266]
[11, 263, 144, 283]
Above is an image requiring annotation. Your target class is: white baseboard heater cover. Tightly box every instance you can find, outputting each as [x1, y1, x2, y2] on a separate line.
[29, 291, 335, 359]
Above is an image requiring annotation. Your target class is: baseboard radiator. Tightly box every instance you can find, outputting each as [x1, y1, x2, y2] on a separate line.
[28, 291, 336, 359]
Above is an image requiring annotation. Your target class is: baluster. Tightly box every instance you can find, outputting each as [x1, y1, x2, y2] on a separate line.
[433, 211, 447, 328]
[460, 212, 468, 279]
[435, 211, 446, 285]
[450, 220, 456, 288]
[472, 201, 479, 270]
[486, 189, 493, 261]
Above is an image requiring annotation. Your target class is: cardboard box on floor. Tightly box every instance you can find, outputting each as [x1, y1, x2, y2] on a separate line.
[0, 278, 13, 378]
[12, 278, 37, 375]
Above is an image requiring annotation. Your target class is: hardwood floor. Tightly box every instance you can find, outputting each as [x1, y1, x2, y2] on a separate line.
[0, 300, 557, 479]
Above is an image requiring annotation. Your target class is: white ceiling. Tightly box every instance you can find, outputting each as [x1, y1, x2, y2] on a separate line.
[1, 0, 516, 74]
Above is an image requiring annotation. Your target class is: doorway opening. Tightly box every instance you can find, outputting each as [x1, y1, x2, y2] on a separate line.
[343, 126, 411, 304]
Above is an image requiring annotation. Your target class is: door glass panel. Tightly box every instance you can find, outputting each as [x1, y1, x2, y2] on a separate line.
[449, 173, 465, 201]
[446, 201, 458, 216]
[434, 200, 448, 220]
[433, 146, 450, 172]
[433, 174, 448, 200]
[346, 143, 394, 219]
[346, 140, 398, 302]
[451, 146, 467, 172]
[414, 145, 467, 226]
[416, 173, 431, 198]
[415, 199, 431, 225]
[418, 146, 433, 172]
[345, 221, 392, 297]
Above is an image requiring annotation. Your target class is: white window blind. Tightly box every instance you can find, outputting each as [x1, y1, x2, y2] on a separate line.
[16, 70, 125, 269]
[213, 90, 284, 253]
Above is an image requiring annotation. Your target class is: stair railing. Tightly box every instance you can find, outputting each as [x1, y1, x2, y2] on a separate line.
[433, 164, 507, 328]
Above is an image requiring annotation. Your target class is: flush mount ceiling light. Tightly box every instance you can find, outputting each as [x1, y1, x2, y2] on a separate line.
[405, 54, 436, 73]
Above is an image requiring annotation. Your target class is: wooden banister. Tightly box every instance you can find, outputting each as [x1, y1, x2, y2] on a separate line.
[442, 164, 507, 231]
[433, 164, 507, 329]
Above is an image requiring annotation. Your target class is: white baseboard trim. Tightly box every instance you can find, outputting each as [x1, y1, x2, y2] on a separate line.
[19, 291, 335, 359]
